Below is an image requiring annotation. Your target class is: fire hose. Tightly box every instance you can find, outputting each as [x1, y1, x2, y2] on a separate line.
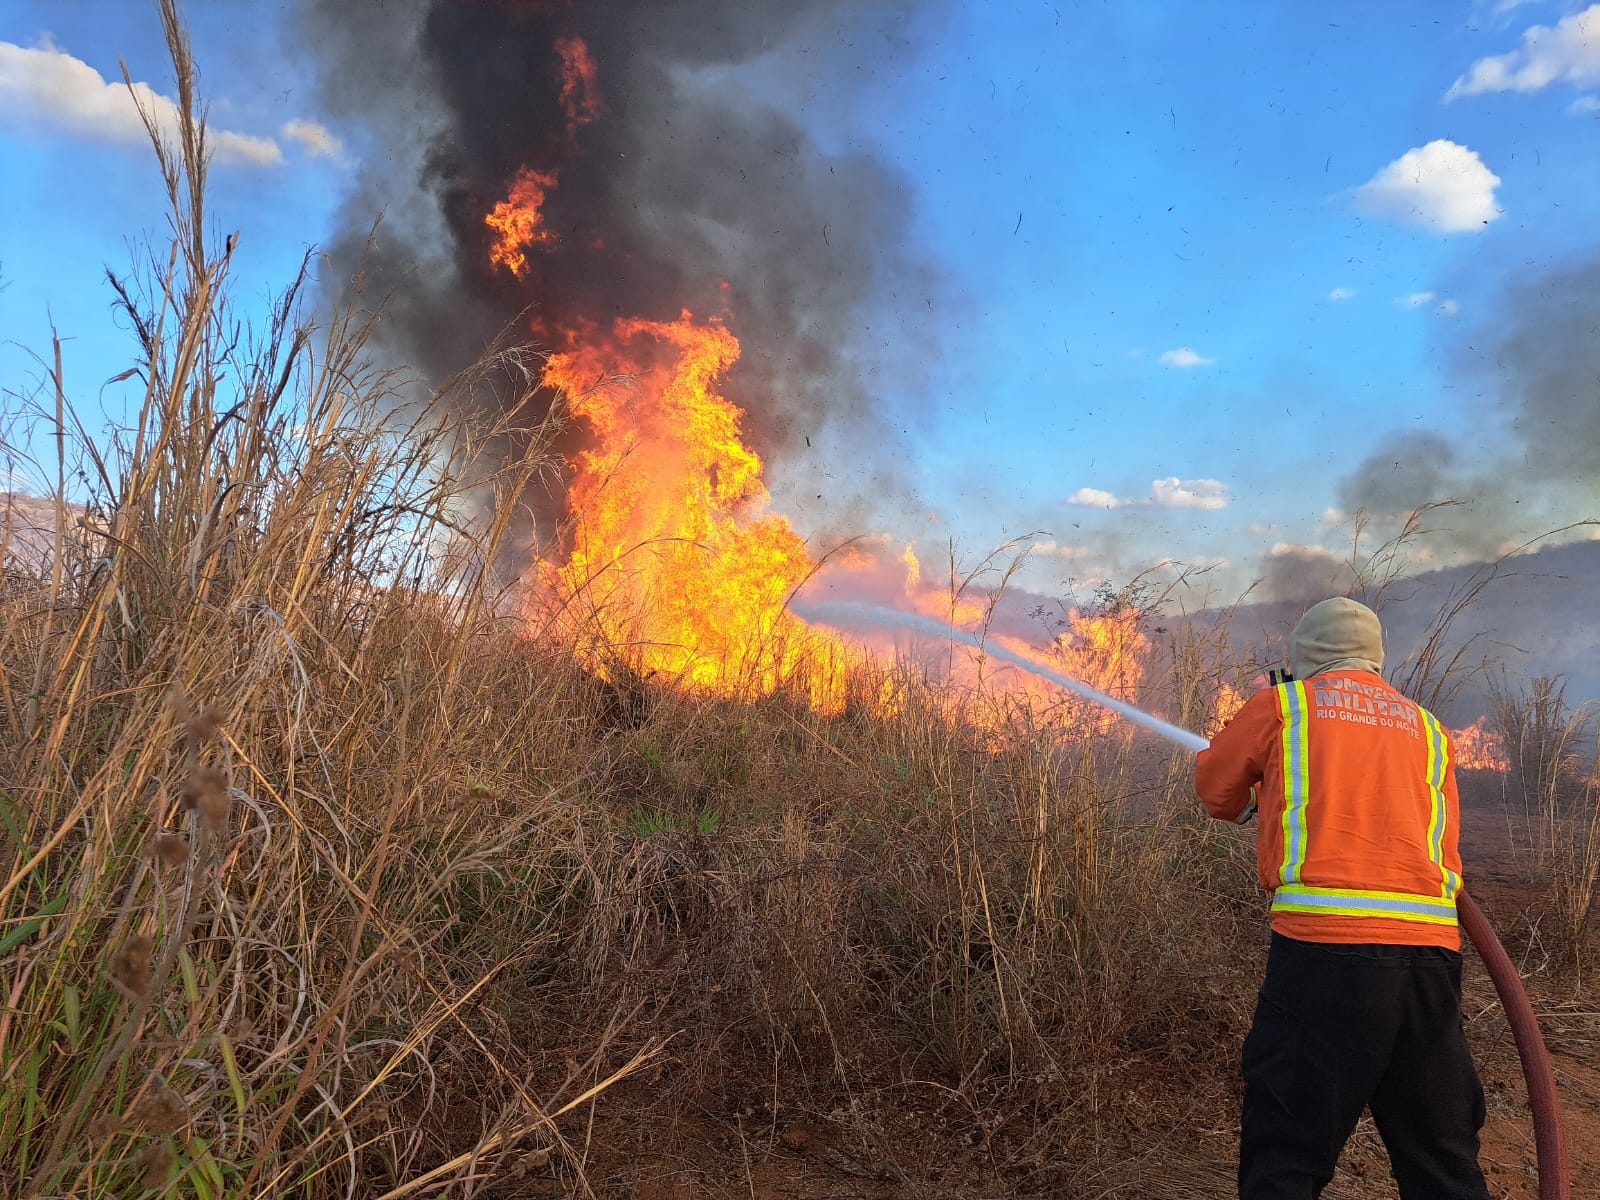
[1457, 891, 1571, 1200]
[793, 602, 1572, 1197]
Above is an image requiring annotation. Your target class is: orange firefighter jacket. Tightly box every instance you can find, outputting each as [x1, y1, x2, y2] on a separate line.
[1196, 671, 1464, 949]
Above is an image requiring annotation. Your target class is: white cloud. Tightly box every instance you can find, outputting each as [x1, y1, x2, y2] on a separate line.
[280, 118, 342, 159]
[1447, 4, 1600, 99]
[1328, 287, 1356, 301]
[1321, 508, 1346, 525]
[1160, 346, 1215, 368]
[1031, 540, 1092, 561]
[1067, 487, 1126, 509]
[1151, 477, 1230, 510]
[1067, 478, 1230, 511]
[1395, 293, 1460, 315]
[1571, 94, 1600, 112]
[0, 39, 281, 166]
[1352, 140, 1502, 232]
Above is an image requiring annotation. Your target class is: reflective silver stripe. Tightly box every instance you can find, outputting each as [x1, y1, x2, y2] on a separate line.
[1272, 883, 1459, 925]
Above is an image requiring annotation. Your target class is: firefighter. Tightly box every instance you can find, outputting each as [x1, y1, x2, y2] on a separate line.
[1197, 597, 1490, 1200]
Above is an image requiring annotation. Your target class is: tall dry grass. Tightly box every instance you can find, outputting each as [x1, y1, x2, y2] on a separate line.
[1491, 676, 1600, 969]
[0, 8, 665, 1196]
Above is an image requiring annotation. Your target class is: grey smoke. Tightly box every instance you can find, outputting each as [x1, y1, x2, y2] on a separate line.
[1266, 251, 1600, 586]
[1490, 256, 1600, 489]
[1259, 545, 1358, 608]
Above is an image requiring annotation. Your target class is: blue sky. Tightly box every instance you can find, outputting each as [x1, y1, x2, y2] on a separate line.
[3, 0, 1598, 604]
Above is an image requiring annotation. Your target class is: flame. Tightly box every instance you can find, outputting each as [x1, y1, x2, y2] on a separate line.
[486, 167, 559, 277]
[1210, 682, 1246, 732]
[555, 35, 603, 134]
[1051, 607, 1148, 701]
[538, 313, 848, 701]
[527, 305, 1160, 730]
[1448, 717, 1509, 772]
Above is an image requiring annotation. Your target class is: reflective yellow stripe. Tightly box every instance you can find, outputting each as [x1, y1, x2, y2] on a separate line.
[1276, 682, 1310, 884]
[1272, 883, 1460, 926]
[1420, 710, 1460, 900]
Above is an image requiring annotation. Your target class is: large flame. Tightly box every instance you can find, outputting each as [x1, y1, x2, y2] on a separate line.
[538, 313, 846, 700]
[528, 312, 1157, 727]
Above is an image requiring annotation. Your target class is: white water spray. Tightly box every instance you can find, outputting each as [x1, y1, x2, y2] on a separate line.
[793, 600, 1212, 754]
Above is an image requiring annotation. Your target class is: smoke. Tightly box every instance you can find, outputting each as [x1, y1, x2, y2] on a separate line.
[1264, 251, 1600, 591]
[297, 0, 937, 556]
[1491, 256, 1600, 488]
[1258, 545, 1358, 608]
[1335, 431, 1460, 519]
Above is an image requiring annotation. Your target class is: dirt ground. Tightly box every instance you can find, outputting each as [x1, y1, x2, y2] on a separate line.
[489, 792, 1597, 1199]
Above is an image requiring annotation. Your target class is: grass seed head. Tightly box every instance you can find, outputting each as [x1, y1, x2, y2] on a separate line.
[187, 703, 226, 743]
[181, 765, 230, 831]
[109, 933, 155, 998]
[85, 1112, 124, 1142]
[135, 1140, 177, 1188]
[166, 683, 193, 726]
[149, 831, 190, 869]
[130, 1082, 189, 1135]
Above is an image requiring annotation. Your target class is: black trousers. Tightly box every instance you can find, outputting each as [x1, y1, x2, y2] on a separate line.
[1239, 932, 1490, 1200]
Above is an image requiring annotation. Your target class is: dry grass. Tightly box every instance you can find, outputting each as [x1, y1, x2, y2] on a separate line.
[0, 7, 1588, 1200]
[1492, 676, 1600, 969]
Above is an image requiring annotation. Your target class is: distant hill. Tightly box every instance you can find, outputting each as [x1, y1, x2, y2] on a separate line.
[1, 493, 73, 576]
[1202, 538, 1600, 723]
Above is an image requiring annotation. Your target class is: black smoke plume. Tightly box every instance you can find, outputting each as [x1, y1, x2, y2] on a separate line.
[298, 0, 932, 558]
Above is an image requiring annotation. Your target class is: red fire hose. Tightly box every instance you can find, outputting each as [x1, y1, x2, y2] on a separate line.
[1458, 891, 1570, 1199]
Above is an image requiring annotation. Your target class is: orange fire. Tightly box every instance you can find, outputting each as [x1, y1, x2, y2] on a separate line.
[555, 35, 603, 134]
[889, 555, 1152, 727]
[902, 542, 921, 589]
[1210, 682, 1246, 733]
[538, 313, 848, 701]
[1448, 717, 1509, 772]
[529, 310, 1160, 728]
[485, 167, 559, 277]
